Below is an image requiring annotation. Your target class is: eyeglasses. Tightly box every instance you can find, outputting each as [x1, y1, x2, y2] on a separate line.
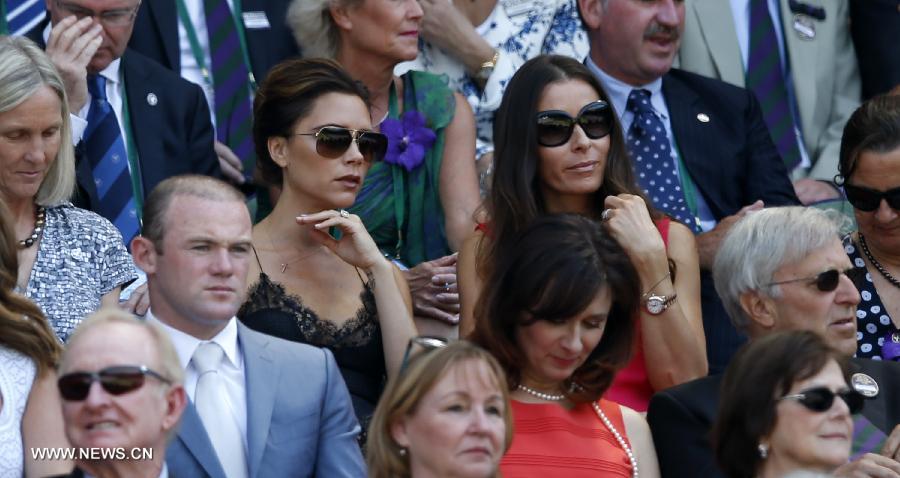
[399, 336, 449, 374]
[766, 267, 864, 292]
[844, 184, 900, 212]
[289, 126, 387, 164]
[535, 101, 614, 147]
[54, 0, 141, 27]
[780, 387, 866, 415]
[58, 365, 171, 401]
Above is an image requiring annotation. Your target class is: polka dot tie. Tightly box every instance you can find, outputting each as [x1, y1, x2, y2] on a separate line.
[626, 89, 701, 233]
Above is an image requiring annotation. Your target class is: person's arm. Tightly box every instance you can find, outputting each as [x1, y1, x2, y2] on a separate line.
[438, 92, 480, 252]
[22, 370, 73, 477]
[458, 230, 486, 338]
[315, 348, 367, 478]
[621, 405, 661, 478]
[100, 287, 122, 308]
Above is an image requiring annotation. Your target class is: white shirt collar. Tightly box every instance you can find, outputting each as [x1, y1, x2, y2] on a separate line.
[585, 56, 666, 120]
[146, 309, 242, 370]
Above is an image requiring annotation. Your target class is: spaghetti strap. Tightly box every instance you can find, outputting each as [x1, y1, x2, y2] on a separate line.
[251, 245, 265, 272]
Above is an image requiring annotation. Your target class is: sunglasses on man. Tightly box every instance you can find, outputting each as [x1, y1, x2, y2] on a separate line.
[766, 267, 865, 292]
[58, 365, 171, 401]
[780, 386, 866, 415]
[289, 126, 388, 164]
[536, 101, 614, 147]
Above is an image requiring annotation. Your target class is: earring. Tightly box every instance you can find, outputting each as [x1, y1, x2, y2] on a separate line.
[399, 447, 407, 457]
[758, 443, 769, 459]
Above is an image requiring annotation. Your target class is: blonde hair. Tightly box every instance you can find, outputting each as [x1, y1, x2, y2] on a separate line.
[0, 36, 75, 205]
[288, 0, 359, 59]
[366, 341, 513, 478]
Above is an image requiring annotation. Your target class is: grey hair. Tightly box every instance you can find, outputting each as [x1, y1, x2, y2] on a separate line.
[288, 0, 357, 59]
[0, 36, 75, 206]
[712, 206, 848, 332]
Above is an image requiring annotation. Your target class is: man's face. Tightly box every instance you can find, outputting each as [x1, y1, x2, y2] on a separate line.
[766, 240, 861, 356]
[582, 0, 684, 86]
[138, 195, 252, 339]
[46, 0, 140, 72]
[60, 323, 180, 452]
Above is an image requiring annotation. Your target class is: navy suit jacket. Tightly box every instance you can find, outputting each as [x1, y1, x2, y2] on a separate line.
[850, 0, 900, 99]
[166, 323, 366, 478]
[128, 0, 299, 85]
[647, 358, 900, 478]
[659, 69, 800, 373]
[26, 20, 220, 210]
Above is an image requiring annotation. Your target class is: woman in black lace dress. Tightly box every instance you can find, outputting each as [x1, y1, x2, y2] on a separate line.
[239, 59, 417, 440]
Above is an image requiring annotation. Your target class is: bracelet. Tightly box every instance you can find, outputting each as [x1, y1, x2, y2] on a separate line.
[641, 271, 672, 299]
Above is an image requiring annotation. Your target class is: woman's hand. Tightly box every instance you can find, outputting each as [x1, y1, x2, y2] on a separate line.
[602, 194, 667, 266]
[403, 253, 460, 325]
[418, 0, 496, 77]
[297, 210, 386, 271]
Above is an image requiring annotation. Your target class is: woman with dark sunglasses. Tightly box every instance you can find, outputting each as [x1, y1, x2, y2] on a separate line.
[239, 58, 416, 444]
[835, 95, 900, 360]
[714, 331, 861, 478]
[458, 55, 706, 411]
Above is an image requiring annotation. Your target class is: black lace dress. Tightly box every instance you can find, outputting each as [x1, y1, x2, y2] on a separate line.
[238, 252, 386, 445]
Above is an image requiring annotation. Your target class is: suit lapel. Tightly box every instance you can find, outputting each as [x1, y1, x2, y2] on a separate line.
[780, 0, 818, 135]
[145, 0, 180, 71]
[120, 52, 162, 200]
[175, 402, 228, 478]
[239, 324, 279, 478]
[852, 359, 889, 432]
[692, 0, 745, 85]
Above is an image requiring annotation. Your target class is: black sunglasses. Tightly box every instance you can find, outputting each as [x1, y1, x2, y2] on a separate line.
[766, 267, 864, 292]
[58, 365, 171, 401]
[291, 126, 388, 163]
[844, 184, 900, 212]
[536, 101, 614, 147]
[780, 387, 866, 415]
[399, 336, 449, 374]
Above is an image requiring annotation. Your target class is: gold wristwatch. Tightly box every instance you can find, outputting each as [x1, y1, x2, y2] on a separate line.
[476, 50, 499, 82]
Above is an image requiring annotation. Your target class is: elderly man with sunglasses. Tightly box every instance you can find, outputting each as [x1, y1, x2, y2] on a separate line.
[55, 308, 187, 478]
[647, 206, 900, 478]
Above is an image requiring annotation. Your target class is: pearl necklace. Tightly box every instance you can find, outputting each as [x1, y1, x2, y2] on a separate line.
[516, 384, 565, 401]
[859, 233, 900, 289]
[17, 206, 45, 249]
[592, 401, 639, 478]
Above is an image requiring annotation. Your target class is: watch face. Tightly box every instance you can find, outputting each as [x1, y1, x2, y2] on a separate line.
[646, 296, 664, 315]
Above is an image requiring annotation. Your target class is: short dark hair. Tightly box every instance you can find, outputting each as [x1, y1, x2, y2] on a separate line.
[713, 331, 850, 478]
[252, 57, 370, 186]
[837, 94, 900, 183]
[470, 214, 639, 402]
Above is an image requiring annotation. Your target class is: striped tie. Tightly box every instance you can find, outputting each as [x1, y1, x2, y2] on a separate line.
[3, 0, 45, 35]
[204, 0, 254, 176]
[746, 0, 802, 171]
[85, 74, 140, 245]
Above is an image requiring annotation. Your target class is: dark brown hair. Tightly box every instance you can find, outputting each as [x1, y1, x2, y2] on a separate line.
[470, 214, 639, 402]
[252, 57, 370, 186]
[713, 331, 850, 478]
[836, 94, 900, 183]
[0, 201, 61, 375]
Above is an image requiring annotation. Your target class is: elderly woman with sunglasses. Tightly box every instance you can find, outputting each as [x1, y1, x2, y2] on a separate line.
[289, 0, 481, 335]
[835, 95, 900, 360]
[458, 55, 706, 412]
[238, 58, 416, 442]
[714, 331, 863, 478]
[367, 339, 512, 478]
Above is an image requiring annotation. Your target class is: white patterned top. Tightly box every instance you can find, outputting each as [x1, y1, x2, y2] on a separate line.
[395, 0, 590, 159]
[0, 346, 36, 478]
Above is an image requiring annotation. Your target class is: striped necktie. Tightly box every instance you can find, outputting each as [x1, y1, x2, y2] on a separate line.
[746, 0, 803, 171]
[84, 74, 141, 245]
[2, 0, 45, 35]
[204, 0, 254, 176]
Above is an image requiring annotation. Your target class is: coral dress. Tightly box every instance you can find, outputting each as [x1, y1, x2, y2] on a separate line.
[500, 399, 635, 477]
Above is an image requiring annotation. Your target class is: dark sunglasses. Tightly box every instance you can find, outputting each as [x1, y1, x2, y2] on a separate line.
[780, 387, 866, 415]
[766, 267, 864, 292]
[399, 336, 449, 374]
[536, 101, 614, 147]
[58, 365, 171, 401]
[291, 126, 388, 163]
[844, 184, 900, 212]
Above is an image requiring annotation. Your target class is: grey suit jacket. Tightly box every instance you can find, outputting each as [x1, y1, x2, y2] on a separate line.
[165, 323, 366, 478]
[677, 0, 861, 181]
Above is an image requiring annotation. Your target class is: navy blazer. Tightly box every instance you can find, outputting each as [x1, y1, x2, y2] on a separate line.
[660, 69, 800, 373]
[166, 323, 366, 478]
[647, 358, 900, 478]
[129, 0, 299, 85]
[850, 0, 900, 99]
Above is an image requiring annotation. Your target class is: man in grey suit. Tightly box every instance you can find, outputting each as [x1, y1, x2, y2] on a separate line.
[131, 174, 365, 478]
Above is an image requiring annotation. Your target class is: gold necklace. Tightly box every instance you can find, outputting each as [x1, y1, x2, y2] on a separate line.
[264, 225, 322, 273]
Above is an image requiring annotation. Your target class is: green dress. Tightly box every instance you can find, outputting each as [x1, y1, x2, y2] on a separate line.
[349, 71, 455, 267]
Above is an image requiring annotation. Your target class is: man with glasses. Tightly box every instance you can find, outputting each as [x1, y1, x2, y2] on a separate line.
[130, 175, 365, 478]
[25, 0, 219, 246]
[647, 206, 900, 478]
[56, 307, 187, 478]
